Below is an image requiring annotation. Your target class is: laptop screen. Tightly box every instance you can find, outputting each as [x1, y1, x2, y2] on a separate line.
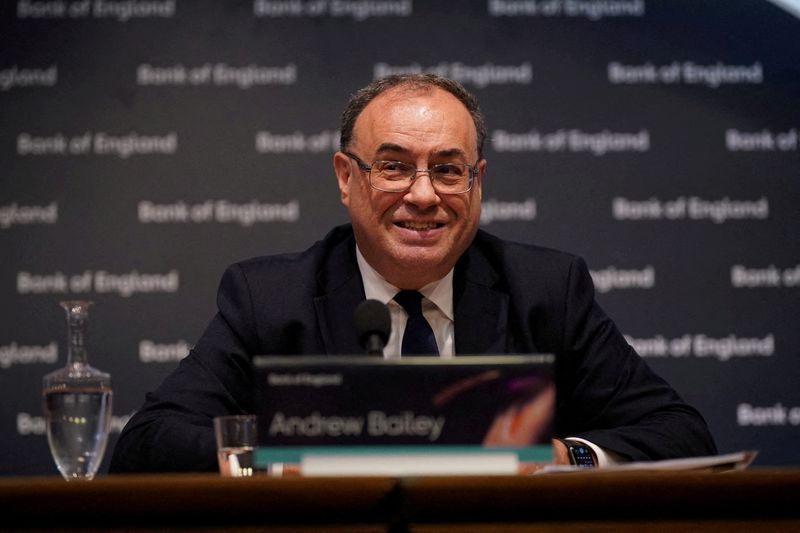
[251, 354, 555, 450]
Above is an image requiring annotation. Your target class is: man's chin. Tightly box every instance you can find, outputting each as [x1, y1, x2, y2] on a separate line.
[392, 248, 452, 273]
[375, 244, 464, 287]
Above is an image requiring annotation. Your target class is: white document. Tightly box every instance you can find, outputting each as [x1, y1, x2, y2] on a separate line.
[301, 452, 519, 477]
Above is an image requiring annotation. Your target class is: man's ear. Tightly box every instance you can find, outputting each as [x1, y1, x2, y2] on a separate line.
[333, 151, 352, 206]
[475, 158, 487, 200]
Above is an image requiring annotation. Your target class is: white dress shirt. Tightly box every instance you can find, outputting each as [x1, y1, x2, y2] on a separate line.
[356, 246, 454, 358]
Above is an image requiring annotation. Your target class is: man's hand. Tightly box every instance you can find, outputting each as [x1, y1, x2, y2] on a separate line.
[551, 438, 571, 465]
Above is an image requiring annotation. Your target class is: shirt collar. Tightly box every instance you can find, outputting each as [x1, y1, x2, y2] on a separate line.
[355, 245, 454, 321]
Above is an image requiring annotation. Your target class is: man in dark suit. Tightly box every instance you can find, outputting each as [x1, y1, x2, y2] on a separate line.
[109, 74, 716, 473]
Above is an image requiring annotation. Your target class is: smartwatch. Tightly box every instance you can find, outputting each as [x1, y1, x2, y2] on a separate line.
[559, 439, 597, 468]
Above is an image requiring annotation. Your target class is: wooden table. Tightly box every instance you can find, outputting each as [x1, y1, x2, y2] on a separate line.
[1, 469, 798, 531]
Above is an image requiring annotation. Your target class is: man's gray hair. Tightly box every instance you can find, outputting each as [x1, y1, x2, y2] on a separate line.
[340, 74, 487, 159]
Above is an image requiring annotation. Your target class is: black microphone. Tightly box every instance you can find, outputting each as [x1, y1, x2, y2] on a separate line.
[354, 299, 391, 356]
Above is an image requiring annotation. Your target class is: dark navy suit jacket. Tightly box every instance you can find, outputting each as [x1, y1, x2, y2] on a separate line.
[109, 225, 716, 472]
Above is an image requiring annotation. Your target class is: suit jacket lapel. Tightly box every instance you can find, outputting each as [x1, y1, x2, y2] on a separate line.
[453, 242, 510, 355]
[313, 230, 366, 355]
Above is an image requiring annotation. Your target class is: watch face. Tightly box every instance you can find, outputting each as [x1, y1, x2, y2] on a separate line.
[568, 444, 595, 468]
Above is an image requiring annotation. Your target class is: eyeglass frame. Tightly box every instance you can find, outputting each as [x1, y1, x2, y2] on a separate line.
[342, 151, 480, 194]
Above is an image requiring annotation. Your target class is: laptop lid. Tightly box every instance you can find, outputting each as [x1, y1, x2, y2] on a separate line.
[251, 354, 555, 450]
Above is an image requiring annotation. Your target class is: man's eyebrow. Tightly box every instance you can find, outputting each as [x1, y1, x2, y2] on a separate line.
[434, 148, 469, 160]
[375, 143, 409, 156]
[374, 144, 469, 160]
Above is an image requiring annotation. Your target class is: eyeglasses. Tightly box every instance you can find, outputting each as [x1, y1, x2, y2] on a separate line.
[343, 152, 478, 194]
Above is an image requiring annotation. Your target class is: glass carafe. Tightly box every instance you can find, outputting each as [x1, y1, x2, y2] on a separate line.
[42, 301, 113, 481]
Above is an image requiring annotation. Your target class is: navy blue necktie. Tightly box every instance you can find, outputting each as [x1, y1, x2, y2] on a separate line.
[394, 290, 439, 356]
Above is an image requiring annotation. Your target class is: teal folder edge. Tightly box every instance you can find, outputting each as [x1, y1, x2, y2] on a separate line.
[255, 444, 553, 466]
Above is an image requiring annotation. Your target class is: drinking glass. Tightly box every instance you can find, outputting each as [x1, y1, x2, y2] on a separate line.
[214, 415, 257, 477]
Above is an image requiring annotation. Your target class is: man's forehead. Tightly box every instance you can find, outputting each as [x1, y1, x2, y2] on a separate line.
[364, 84, 458, 114]
[353, 86, 477, 153]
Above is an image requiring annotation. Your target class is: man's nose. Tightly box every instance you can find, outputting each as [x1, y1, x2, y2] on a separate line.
[403, 173, 441, 208]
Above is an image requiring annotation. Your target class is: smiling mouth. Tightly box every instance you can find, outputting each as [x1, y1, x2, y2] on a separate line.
[396, 221, 444, 231]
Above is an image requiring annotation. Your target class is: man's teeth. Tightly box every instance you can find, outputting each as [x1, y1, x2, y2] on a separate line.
[399, 222, 439, 230]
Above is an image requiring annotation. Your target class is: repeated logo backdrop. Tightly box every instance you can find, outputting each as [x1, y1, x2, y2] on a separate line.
[1, 0, 799, 476]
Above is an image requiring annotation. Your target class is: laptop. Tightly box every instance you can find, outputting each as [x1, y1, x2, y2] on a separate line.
[251, 354, 555, 475]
